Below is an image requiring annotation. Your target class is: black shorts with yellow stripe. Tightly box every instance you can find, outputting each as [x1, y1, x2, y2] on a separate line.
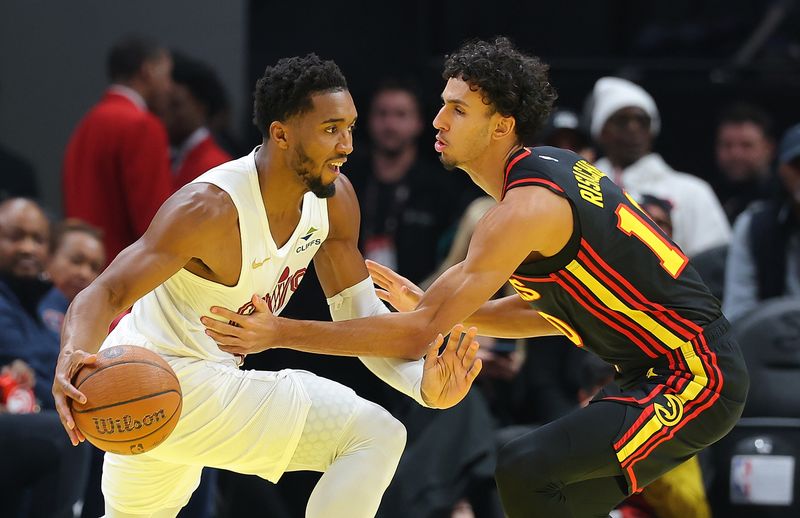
[593, 316, 749, 493]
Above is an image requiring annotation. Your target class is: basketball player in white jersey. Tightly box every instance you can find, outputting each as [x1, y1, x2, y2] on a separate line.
[51, 54, 482, 518]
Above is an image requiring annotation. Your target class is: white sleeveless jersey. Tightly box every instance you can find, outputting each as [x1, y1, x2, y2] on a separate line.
[120, 147, 329, 362]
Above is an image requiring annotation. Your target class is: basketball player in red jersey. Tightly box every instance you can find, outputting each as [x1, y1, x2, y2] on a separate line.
[204, 38, 749, 517]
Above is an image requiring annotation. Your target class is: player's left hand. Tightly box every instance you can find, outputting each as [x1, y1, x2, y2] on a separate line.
[420, 324, 483, 409]
[202, 294, 278, 355]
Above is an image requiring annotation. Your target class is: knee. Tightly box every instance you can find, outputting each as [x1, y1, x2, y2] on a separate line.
[358, 402, 407, 457]
[495, 441, 550, 490]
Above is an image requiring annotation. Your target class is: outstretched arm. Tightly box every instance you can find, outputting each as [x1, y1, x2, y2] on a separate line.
[204, 185, 573, 359]
[368, 259, 562, 339]
[54, 184, 237, 445]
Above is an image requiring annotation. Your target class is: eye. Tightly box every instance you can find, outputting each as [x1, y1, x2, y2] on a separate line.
[325, 126, 337, 134]
[454, 106, 465, 115]
[347, 124, 356, 133]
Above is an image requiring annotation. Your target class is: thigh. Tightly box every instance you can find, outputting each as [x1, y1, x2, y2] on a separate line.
[145, 360, 313, 482]
[501, 401, 627, 485]
[285, 371, 370, 472]
[102, 452, 202, 515]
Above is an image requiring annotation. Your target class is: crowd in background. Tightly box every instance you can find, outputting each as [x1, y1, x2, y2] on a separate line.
[1, 35, 799, 518]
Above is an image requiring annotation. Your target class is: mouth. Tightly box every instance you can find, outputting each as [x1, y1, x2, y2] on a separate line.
[327, 158, 347, 174]
[434, 136, 447, 153]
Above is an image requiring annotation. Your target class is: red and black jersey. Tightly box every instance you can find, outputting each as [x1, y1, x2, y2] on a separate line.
[504, 146, 721, 384]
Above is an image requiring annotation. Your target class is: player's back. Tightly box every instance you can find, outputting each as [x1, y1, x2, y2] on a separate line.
[114, 148, 330, 363]
[504, 146, 720, 376]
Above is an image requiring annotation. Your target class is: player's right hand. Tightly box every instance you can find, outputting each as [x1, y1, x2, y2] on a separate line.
[366, 260, 424, 313]
[52, 348, 96, 446]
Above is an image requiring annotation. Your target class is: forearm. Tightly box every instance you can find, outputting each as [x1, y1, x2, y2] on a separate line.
[61, 283, 126, 354]
[464, 295, 562, 339]
[327, 277, 429, 405]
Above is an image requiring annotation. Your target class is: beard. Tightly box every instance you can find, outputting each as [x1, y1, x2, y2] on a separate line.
[438, 152, 458, 171]
[292, 144, 337, 199]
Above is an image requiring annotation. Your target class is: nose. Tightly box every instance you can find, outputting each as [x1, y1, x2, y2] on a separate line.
[336, 130, 353, 155]
[18, 235, 40, 255]
[433, 106, 448, 131]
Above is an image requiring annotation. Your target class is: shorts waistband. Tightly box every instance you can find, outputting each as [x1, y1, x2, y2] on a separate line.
[699, 315, 730, 341]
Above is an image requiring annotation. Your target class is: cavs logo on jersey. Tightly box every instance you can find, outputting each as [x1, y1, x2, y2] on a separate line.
[235, 267, 307, 319]
[654, 394, 684, 427]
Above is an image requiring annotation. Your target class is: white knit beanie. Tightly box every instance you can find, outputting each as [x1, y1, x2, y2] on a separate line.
[589, 77, 660, 139]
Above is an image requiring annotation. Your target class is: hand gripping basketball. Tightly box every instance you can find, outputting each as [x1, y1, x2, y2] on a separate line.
[53, 347, 97, 446]
[68, 345, 183, 455]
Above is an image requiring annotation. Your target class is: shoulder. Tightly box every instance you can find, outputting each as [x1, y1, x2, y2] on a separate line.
[152, 183, 238, 239]
[325, 174, 360, 239]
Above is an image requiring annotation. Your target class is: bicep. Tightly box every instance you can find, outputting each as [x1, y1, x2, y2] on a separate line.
[314, 238, 370, 297]
[92, 188, 223, 309]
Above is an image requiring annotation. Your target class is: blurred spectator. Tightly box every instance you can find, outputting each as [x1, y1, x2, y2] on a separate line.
[0, 199, 90, 517]
[723, 123, 800, 322]
[0, 144, 38, 200]
[0, 198, 59, 409]
[44, 219, 105, 309]
[590, 76, 730, 256]
[63, 35, 174, 263]
[165, 52, 232, 191]
[714, 103, 777, 222]
[539, 108, 596, 163]
[639, 193, 674, 238]
[350, 79, 476, 283]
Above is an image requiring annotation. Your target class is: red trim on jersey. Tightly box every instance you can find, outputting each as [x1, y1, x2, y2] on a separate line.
[510, 273, 558, 283]
[561, 267, 671, 356]
[614, 405, 657, 450]
[505, 177, 565, 194]
[554, 271, 662, 358]
[502, 147, 533, 195]
[577, 248, 697, 342]
[580, 240, 703, 336]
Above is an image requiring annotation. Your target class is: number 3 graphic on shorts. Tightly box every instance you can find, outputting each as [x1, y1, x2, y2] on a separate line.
[615, 202, 688, 278]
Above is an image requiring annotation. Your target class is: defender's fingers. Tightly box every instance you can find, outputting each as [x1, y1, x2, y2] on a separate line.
[424, 334, 444, 369]
[461, 340, 480, 368]
[202, 317, 242, 336]
[466, 358, 483, 383]
[209, 306, 244, 324]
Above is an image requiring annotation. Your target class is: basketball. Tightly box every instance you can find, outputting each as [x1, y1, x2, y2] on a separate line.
[70, 345, 182, 455]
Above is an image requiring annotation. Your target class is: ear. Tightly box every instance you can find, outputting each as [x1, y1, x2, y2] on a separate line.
[493, 115, 516, 141]
[270, 121, 289, 150]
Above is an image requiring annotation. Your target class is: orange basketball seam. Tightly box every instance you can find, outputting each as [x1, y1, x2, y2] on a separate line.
[74, 359, 180, 388]
[72, 389, 182, 413]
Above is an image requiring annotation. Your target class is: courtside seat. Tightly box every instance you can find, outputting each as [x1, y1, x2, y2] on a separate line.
[708, 297, 800, 517]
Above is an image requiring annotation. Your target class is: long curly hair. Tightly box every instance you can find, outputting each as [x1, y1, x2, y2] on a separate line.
[443, 37, 557, 144]
[253, 54, 347, 138]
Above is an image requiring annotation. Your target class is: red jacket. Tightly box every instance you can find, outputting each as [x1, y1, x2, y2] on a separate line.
[63, 89, 173, 262]
[172, 133, 231, 191]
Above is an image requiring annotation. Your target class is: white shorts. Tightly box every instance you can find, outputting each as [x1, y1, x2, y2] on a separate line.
[98, 327, 335, 514]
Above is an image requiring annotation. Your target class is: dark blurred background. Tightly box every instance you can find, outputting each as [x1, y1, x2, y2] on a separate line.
[2, 0, 799, 213]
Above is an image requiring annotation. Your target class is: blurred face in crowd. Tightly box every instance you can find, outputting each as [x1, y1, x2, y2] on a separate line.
[433, 77, 503, 172]
[47, 230, 105, 302]
[779, 158, 800, 207]
[716, 122, 774, 182]
[598, 107, 653, 168]
[0, 199, 49, 279]
[641, 202, 673, 238]
[165, 82, 206, 146]
[282, 90, 356, 198]
[141, 50, 174, 116]
[369, 89, 423, 155]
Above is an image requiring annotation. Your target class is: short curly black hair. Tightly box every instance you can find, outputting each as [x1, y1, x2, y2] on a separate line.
[443, 37, 557, 145]
[253, 54, 348, 138]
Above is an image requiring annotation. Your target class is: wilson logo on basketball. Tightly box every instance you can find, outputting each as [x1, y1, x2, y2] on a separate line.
[92, 409, 167, 435]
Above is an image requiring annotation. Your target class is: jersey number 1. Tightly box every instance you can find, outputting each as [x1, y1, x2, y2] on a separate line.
[615, 203, 688, 278]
